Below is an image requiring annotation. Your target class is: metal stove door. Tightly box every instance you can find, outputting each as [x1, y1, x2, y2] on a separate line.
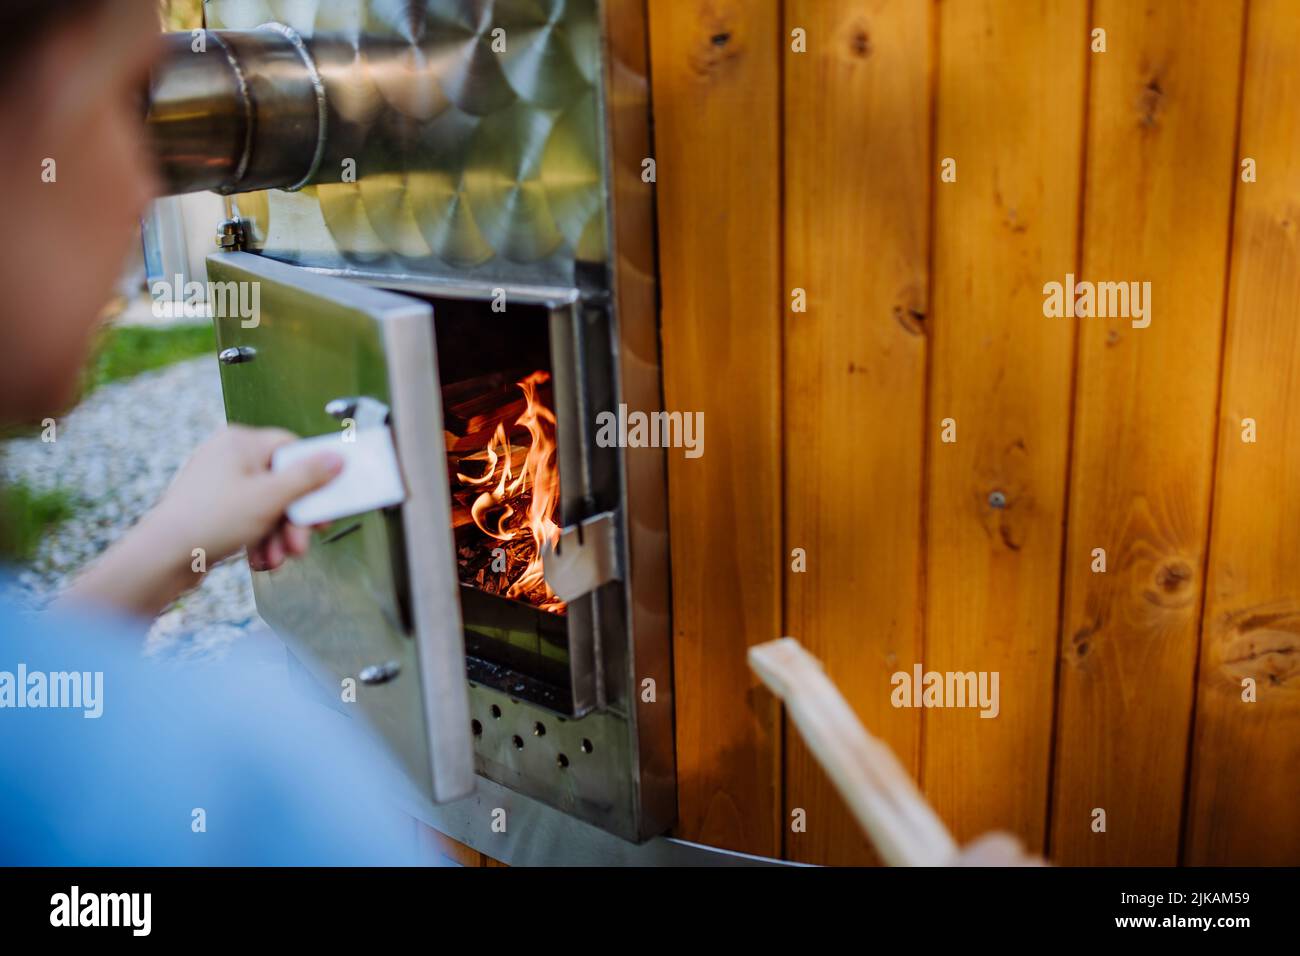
[206, 250, 473, 805]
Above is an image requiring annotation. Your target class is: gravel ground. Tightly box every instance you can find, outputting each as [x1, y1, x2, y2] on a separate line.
[0, 355, 268, 659]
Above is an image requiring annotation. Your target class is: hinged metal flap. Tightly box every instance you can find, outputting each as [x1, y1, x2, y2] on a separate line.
[207, 250, 474, 804]
[542, 511, 622, 603]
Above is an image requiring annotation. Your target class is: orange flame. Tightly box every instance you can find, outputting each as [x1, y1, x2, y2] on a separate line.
[457, 423, 516, 539]
[456, 372, 565, 613]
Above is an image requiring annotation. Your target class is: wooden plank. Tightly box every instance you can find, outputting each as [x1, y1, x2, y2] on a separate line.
[1049, 0, 1244, 866]
[782, 0, 931, 865]
[602, 0, 680, 835]
[417, 823, 486, 867]
[1186, 0, 1300, 866]
[923, 0, 1087, 850]
[752, 639, 958, 867]
[647, 0, 784, 856]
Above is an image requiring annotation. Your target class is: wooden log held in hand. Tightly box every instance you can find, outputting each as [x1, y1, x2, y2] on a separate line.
[748, 638, 1041, 866]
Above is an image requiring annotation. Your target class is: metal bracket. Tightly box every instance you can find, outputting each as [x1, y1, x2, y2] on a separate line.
[541, 511, 621, 603]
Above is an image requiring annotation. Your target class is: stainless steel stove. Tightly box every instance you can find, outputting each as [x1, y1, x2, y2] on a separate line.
[147, 0, 674, 846]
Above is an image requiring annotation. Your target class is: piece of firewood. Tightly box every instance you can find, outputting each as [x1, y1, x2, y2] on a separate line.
[445, 423, 531, 454]
[748, 637, 958, 866]
[446, 395, 527, 437]
[451, 501, 475, 530]
[440, 370, 512, 404]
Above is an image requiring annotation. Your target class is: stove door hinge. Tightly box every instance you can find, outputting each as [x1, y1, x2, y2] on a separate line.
[215, 217, 248, 252]
[542, 510, 622, 603]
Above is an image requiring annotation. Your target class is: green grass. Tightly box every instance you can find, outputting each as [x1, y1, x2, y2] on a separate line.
[0, 482, 77, 562]
[0, 323, 215, 560]
[84, 323, 216, 393]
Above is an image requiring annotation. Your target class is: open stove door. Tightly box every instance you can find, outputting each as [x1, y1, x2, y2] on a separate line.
[207, 250, 474, 805]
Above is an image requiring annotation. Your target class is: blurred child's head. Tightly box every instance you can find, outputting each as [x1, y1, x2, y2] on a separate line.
[0, 0, 161, 423]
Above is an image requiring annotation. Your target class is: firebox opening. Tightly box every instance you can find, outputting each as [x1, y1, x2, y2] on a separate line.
[425, 297, 573, 712]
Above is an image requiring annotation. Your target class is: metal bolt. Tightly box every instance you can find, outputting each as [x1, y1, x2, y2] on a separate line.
[215, 217, 247, 252]
[988, 491, 1007, 510]
[217, 346, 256, 365]
[358, 660, 401, 685]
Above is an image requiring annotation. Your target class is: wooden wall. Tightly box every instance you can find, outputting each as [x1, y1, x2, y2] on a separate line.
[647, 0, 1300, 865]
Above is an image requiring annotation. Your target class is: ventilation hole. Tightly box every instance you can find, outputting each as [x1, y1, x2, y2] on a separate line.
[471, 719, 482, 737]
[533, 721, 546, 737]
[490, 704, 501, 719]
[512, 735, 524, 750]
[556, 753, 570, 769]
[580, 738, 593, 754]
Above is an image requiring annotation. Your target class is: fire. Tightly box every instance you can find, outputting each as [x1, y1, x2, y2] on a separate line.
[455, 371, 565, 613]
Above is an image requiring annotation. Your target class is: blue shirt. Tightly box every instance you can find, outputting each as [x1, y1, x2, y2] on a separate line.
[0, 587, 423, 865]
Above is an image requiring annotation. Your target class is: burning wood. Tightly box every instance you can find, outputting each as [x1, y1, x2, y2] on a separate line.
[443, 372, 531, 453]
[444, 371, 565, 614]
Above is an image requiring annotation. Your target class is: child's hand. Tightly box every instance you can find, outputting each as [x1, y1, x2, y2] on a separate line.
[59, 426, 343, 619]
[152, 426, 344, 572]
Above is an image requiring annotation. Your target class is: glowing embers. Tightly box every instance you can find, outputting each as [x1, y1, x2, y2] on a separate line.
[447, 371, 565, 614]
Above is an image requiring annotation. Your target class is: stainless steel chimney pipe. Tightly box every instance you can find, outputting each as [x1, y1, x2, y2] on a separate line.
[146, 26, 326, 196]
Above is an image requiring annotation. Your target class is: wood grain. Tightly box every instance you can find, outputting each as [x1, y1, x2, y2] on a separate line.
[639, 0, 1295, 865]
[782, 0, 932, 866]
[1185, 0, 1300, 865]
[923, 0, 1087, 850]
[1049, 0, 1245, 866]
[647, 0, 784, 856]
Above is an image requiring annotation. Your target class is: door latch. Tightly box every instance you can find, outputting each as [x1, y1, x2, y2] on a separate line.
[541, 511, 622, 603]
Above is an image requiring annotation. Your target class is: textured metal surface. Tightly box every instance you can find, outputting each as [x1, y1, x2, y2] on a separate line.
[207, 0, 608, 289]
[147, 27, 327, 195]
